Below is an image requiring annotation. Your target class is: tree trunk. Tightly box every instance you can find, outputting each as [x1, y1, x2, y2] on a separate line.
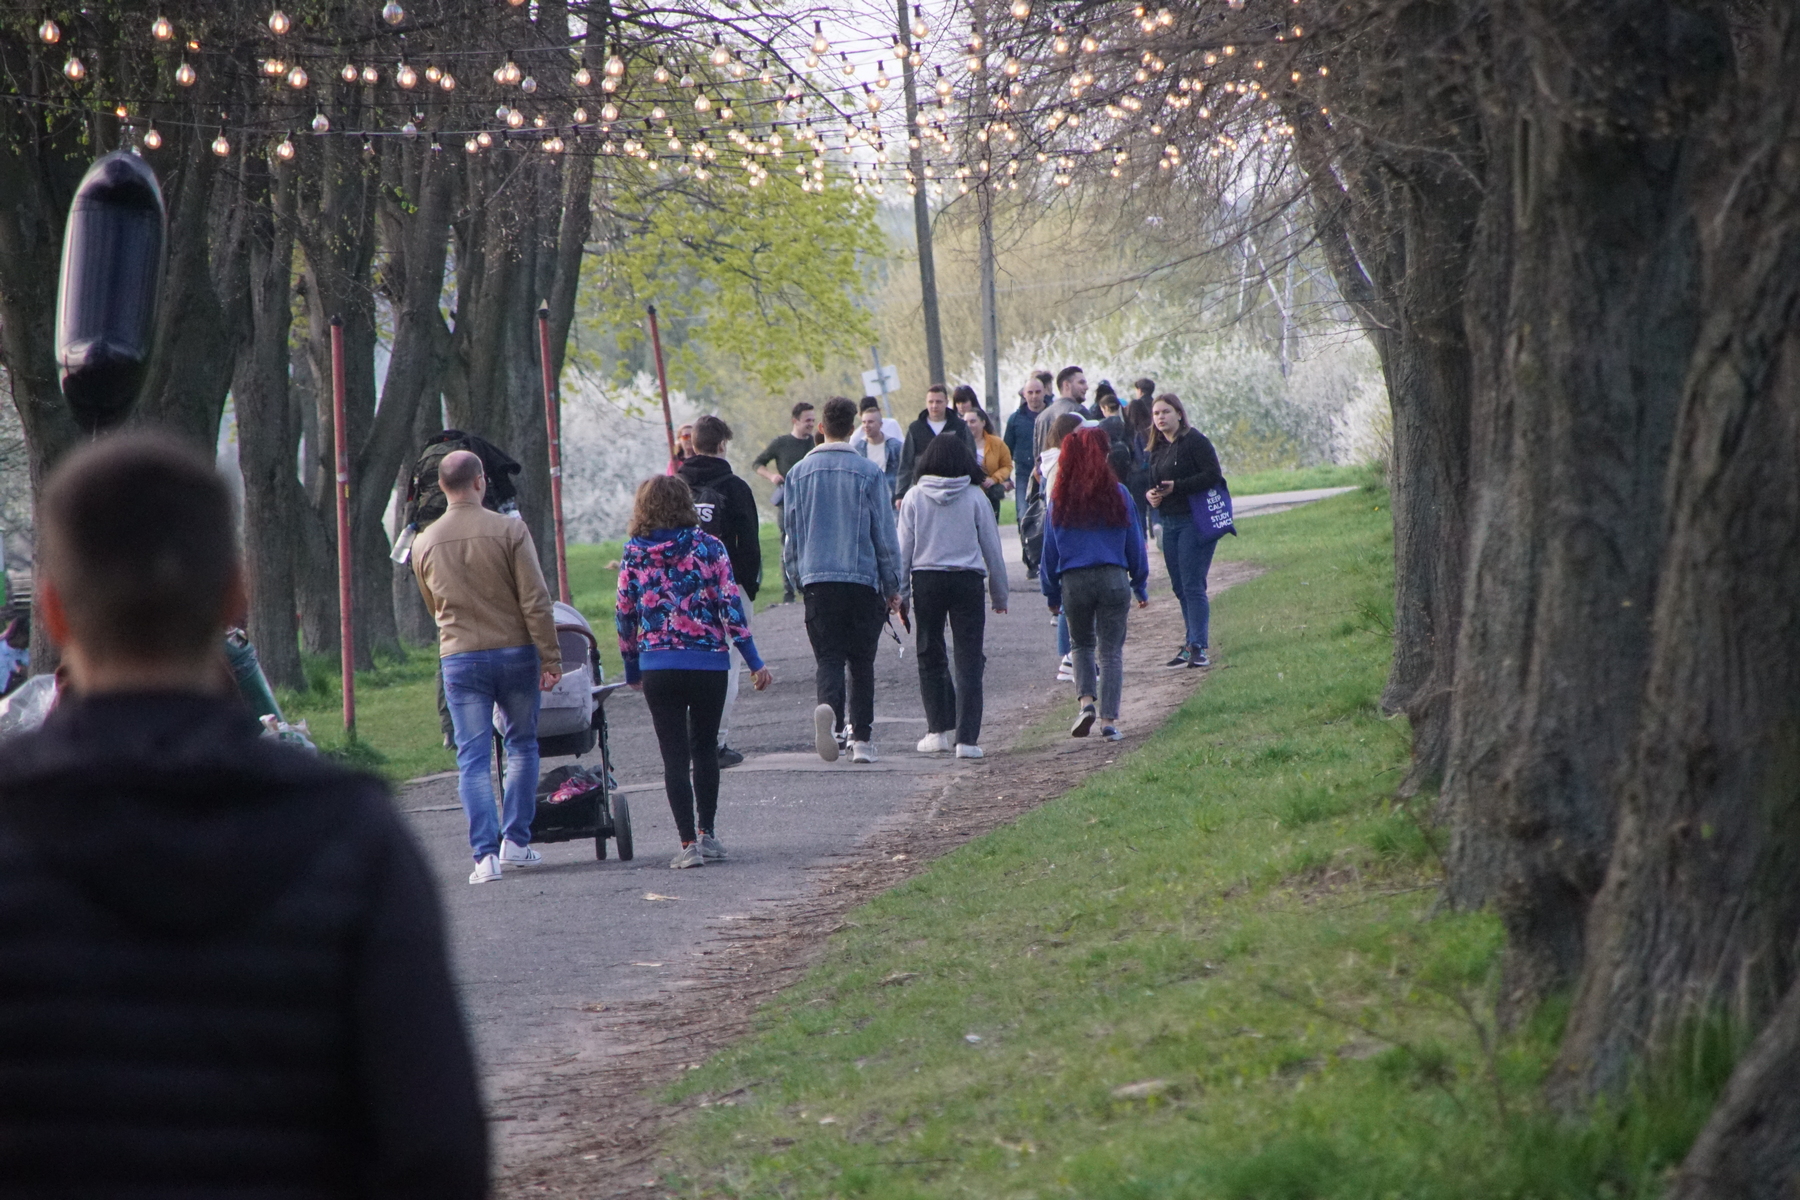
[231, 157, 305, 692]
[1554, 5, 1800, 1093]
[1668, 979, 1800, 1200]
[1437, 0, 1724, 1017]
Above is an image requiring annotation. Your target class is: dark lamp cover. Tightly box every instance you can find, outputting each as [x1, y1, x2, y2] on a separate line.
[56, 151, 167, 432]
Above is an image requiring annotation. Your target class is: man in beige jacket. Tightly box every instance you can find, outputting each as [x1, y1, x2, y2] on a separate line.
[413, 450, 562, 884]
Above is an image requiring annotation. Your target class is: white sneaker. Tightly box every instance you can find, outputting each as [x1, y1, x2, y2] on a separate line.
[499, 840, 542, 867]
[669, 842, 705, 869]
[814, 703, 840, 762]
[468, 854, 503, 885]
[955, 743, 984, 759]
[1057, 654, 1075, 682]
[698, 832, 728, 860]
[916, 731, 953, 754]
[851, 740, 878, 763]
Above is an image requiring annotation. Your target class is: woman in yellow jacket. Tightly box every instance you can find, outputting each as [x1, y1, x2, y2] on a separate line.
[962, 406, 1014, 519]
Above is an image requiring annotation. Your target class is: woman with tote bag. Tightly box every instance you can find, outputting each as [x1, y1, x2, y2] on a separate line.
[1145, 393, 1233, 669]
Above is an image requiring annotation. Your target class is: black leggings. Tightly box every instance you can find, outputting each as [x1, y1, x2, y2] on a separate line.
[641, 669, 728, 843]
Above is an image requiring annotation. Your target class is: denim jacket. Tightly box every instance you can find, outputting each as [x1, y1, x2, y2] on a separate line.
[780, 442, 903, 597]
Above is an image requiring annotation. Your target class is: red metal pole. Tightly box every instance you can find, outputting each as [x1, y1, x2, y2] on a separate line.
[645, 304, 676, 462]
[537, 303, 571, 605]
[330, 315, 355, 737]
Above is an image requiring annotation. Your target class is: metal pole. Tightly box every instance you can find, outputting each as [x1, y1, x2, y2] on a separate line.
[329, 315, 355, 738]
[645, 304, 676, 460]
[900, 0, 946, 388]
[537, 304, 572, 604]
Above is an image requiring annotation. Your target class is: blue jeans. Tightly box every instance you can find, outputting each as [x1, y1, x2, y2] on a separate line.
[1160, 515, 1219, 650]
[443, 645, 542, 861]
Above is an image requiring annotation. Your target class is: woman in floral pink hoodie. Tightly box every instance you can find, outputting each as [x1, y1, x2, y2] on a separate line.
[616, 476, 771, 868]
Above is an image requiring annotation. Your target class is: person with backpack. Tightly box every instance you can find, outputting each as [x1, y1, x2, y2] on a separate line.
[616, 476, 772, 869]
[1029, 411, 1085, 683]
[678, 415, 762, 769]
[1040, 427, 1150, 743]
[898, 436, 1008, 759]
[1146, 393, 1230, 669]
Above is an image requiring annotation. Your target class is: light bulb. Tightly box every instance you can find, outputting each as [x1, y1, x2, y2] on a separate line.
[425, 65, 441, 81]
[381, 1, 405, 26]
[652, 63, 670, 83]
[362, 65, 378, 84]
[439, 73, 456, 91]
[521, 76, 537, 93]
[476, 131, 492, 147]
[600, 102, 618, 121]
[812, 22, 830, 54]
[63, 56, 85, 82]
[464, 137, 478, 152]
[152, 15, 173, 40]
[841, 55, 855, 77]
[495, 104, 511, 119]
[719, 105, 733, 120]
[710, 41, 730, 67]
[602, 76, 618, 92]
[876, 63, 890, 87]
[396, 63, 417, 88]
[572, 106, 588, 122]
[276, 136, 296, 159]
[651, 105, 666, 119]
[143, 126, 162, 149]
[532, 114, 546, 127]
[912, 8, 929, 38]
[574, 67, 591, 87]
[268, 9, 290, 34]
[1010, 0, 1031, 18]
[262, 58, 284, 76]
[606, 55, 624, 76]
[1081, 33, 1099, 52]
[694, 93, 711, 112]
[402, 120, 418, 138]
[1053, 34, 1070, 53]
[212, 133, 231, 156]
[312, 112, 330, 132]
[288, 66, 308, 88]
[341, 63, 358, 82]
[38, 19, 60, 44]
[506, 109, 524, 128]
[935, 69, 951, 96]
[1003, 56, 1020, 76]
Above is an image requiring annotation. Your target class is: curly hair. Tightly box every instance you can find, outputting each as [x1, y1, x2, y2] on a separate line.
[1051, 427, 1127, 528]
[629, 474, 699, 537]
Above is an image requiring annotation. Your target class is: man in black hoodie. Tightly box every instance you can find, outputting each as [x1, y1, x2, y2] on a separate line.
[0, 433, 486, 1197]
[896, 383, 976, 499]
[678, 414, 761, 768]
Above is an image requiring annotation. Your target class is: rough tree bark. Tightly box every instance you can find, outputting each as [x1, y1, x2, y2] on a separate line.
[231, 156, 305, 693]
[1554, 5, 1800, 1117]
[1436, 0, 1724, 1011]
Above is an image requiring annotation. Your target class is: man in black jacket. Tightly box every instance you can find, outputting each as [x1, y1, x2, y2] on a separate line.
[678, 414, 761, 768]
[896, 383, 976, 499]
[0, 433, 486, 1197]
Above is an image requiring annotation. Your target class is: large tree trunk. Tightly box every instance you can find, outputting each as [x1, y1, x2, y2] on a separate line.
[1668, 979, 1800, 1200]
[232, 157, 305, 693]
[1554, 5, 1800, 1098]
[1435, 0, 1721, 1013]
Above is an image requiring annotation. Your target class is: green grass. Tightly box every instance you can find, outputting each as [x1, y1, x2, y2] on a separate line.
[653, 481, 1718, 1199]
[278, 521, 789, 781]
[1227, 463, 1378, 497]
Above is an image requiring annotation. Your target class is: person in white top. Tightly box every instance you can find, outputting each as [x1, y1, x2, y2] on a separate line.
[849, 402, 902, 499]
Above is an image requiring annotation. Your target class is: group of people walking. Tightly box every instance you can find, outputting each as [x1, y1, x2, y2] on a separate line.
[411, 368, 1227, 877]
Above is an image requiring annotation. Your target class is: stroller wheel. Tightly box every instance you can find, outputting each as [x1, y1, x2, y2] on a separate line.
[611, 794, 634, 861]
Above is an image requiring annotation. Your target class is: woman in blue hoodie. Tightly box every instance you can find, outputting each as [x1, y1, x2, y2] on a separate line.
[616, 476, 772, 869]
[1039, 427, 1150, 741]
[897, 435, 1009, 759]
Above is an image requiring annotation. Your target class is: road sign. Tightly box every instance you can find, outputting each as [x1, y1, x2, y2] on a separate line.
[860, 364, 900, 396]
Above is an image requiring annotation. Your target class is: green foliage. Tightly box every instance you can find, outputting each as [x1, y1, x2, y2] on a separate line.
[577, 173, 884, 395]
[649, 483, 1723, 1199]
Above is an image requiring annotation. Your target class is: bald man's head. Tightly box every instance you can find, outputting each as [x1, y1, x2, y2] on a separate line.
[439, 450, 484, 497]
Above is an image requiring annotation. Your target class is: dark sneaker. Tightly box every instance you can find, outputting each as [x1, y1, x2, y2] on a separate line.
[1101, 725, 1123, 742]
[1188, 648, 1211, 669]
[1071, 703, 1098, 738]
[1164, 645, 1192, 668]
[717, 745, 745, 768]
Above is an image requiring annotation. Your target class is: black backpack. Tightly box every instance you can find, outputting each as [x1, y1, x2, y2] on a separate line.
[404, 430, 523, 531]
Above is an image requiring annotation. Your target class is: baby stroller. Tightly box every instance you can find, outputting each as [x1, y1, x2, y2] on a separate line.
[495, 601, 633, 859]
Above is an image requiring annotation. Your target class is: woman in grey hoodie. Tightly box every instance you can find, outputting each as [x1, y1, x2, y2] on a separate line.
[897, 435, 1010, 758]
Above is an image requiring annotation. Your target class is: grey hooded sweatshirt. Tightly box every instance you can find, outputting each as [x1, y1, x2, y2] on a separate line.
[896, 474, 1010, 609]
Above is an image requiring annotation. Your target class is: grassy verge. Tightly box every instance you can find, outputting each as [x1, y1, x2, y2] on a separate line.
[1227, 462, 1374, 497]
[655, 482, 1714, 1198]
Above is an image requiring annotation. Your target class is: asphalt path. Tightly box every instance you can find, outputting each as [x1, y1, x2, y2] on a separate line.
[397, 487, 1339, 1169]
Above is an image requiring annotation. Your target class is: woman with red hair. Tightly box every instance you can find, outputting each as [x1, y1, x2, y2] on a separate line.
[1038, 427, 1149, 740]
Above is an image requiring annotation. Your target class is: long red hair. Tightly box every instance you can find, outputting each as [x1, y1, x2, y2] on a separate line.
[1051, 427, 1127, 528]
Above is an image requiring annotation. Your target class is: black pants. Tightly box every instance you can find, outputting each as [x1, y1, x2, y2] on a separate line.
[912, 570, 987, 745]
[802, 582, 888, 743]
[641, 669, 728, 843]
